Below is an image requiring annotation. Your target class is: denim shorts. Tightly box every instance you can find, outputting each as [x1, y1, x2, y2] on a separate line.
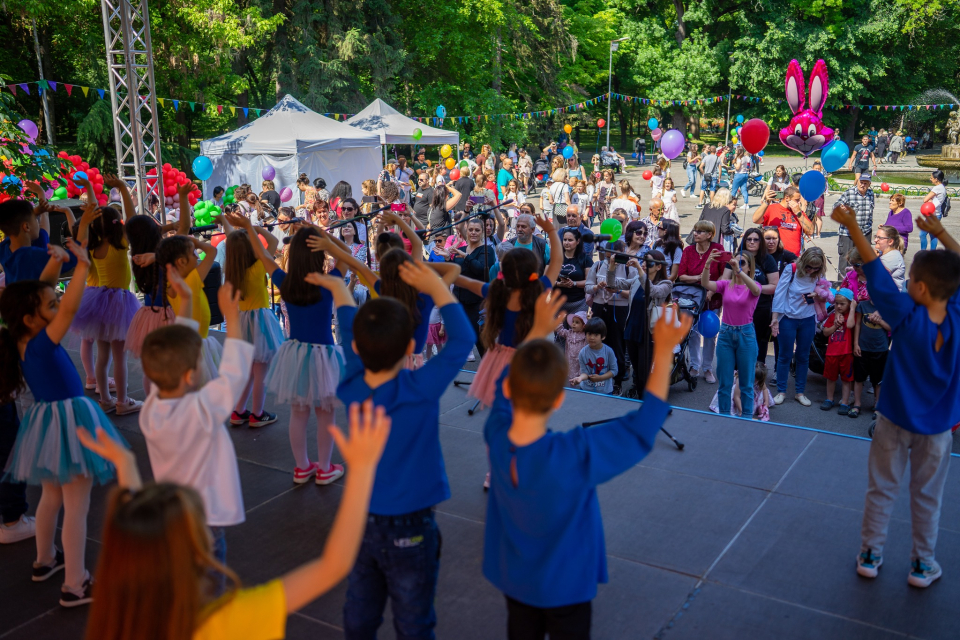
[701, 175, 717, 191]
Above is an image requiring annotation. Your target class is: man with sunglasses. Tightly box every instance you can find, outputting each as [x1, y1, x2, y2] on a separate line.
[752, 186, 813, 256]
[411, 172, 434, 228]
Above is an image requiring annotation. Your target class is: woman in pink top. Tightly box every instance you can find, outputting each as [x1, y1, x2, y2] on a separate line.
[701, 250, 761, 416]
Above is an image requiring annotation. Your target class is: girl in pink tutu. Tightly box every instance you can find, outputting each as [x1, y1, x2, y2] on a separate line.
[71, 200, 142, 415]
[124, 214, 177, 395]
[454, 214, 561, 408]
[424, 305, 446, 361]
[556, 310, 589, 388]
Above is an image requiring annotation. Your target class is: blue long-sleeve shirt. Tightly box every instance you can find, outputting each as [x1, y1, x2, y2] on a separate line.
[0, 230, 77, 284]
[336, 302, 475, 515]
[863, 259, 960, 435]
[482, 368, 670, 607]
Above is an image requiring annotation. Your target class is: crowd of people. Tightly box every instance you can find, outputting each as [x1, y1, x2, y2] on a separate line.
[0, 131, 957, 639]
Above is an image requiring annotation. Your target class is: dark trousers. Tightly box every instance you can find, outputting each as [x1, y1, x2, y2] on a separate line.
[461, 301, 487, 358]
[0, 402, 26, 523]
[591, 303, 628, 385]
[624, 337, 650, 397]
[837, 235, 855, 275]
[344, 508, 441, 640]
[753, 305, 773, 366]
[506, 596, 592, 640]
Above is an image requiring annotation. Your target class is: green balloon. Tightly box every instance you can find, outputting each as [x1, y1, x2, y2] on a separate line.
[210, 206, 222, 216]
[197, 251, 205, 261]
[53, 186, 67, 199]
[459, 160, 469, 169]
[412, 128, 423, 141]
[599, 218, 623, 243]
[223, 196, 234, 204]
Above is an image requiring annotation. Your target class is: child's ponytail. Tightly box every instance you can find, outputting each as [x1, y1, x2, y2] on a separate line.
[482, 248, 543, 350]
[0, 281, 54, 402]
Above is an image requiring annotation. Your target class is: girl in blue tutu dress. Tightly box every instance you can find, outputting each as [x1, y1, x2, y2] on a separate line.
[71, 202, 142, 415]
[0, 232, 125, 608]
[262, 226, 346, 485]
[222, 213, 285, 427]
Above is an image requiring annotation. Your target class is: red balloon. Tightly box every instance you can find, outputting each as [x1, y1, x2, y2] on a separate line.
[450, 169, 461, 181]
[485, 181, 496, 191]
[597, 119, 606, 128]
[920, 202, 936, 216]
[739, 119, 770, 155]
[642, 170, 653, 180]
[163, 163, 172, 171]
[880, 183, 890, 192]
[211, 233, 226, 248]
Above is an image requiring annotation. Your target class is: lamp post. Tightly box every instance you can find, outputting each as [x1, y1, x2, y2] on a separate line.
[724, 54, 734, 148]
[606, 36, 629, 150]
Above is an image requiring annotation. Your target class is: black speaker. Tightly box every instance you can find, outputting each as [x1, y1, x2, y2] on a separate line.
[203, 262, 224, 326]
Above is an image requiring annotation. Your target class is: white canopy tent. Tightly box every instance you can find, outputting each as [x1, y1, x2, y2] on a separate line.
[346, 99, 459, 154]
[199, 95, 382, 202]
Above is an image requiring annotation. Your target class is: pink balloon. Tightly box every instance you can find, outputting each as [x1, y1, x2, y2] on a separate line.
[262, 166, 276, 181]
[660, 129, 685, 160]
[164, 196, 173, 205]
[651, 127, 663, 141]
[280, 187, 293, 202]
[43, 188, 53, 200]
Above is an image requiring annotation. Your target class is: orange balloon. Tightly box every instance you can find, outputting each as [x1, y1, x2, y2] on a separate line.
[564, 124, 572, 134]
[426, 159, 433, 167]
[445, 158, 456, 169]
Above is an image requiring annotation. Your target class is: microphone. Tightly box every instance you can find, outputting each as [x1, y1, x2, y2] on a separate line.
[188, 224, 218, 235]
[580, 232, 612, 244]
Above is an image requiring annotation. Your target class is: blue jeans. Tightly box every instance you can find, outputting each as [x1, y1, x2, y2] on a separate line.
[210, 526, 228, 596]
[701, 175, 717, 193]
[344, 508, 441, 640]
[920, 214, 942, 250]
[776, 315, 817, 395]
[730, 173, 749, 206]
[685, 165, 698, 195]
[716, 323, 759, 416]
[638, 150, 646, 165]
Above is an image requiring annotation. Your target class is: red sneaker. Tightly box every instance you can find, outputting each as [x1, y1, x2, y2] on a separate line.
[315, 464, 344, 485]
[230, 411, 251, 426]
[293, 462, 321, 484]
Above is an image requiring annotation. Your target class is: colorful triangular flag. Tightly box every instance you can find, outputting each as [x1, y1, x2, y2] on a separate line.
[216, 105, 223, 114]
[49, 81, 57, 92]
[173, 100, 179, 111]
[8, 84, 15, 96]
[97, 89, 105, 99]
[243, 107, 248, 118]
[229, 106, 235, 116]
[189, 102, 195, 111]
[19, 83, 29, 95]
[38, 79, 49, 90]
[81, 86, 89, 97]
[158, 98, 164, 107]
[65, 84, 72, 96]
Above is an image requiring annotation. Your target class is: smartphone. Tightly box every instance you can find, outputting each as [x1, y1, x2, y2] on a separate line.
[614, 254, 629, 265]
[469, 195, 485, 204]
[390, 203, 405, 212]
[773, 191, 786, 201]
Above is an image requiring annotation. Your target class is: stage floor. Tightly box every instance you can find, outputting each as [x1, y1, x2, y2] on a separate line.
[2, 351, 959, 639]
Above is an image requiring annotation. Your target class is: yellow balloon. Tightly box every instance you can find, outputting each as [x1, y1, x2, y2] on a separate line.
[426, 159, 433, 167]
[564, 124, 572, 134]
[445, 157, 456, 169]
[440, 145, 452, 158]
[732, 136, 739, 144]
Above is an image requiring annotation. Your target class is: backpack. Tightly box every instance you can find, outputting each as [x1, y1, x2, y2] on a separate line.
[942, 195, 951, 218]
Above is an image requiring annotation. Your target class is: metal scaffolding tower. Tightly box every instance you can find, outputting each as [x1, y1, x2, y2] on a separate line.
[100, 0, 164, 216]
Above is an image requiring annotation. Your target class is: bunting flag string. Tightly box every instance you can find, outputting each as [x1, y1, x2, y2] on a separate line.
[4, 80, 957, 126]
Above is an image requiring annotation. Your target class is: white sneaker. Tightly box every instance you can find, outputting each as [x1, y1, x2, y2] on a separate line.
[115, 398, 143, 416]
[740, 203, 749, 210]
[467, 352, 476, 362]
[0, 515, 36, 544]
[795, 394, 812, 407]
[704, 370, 717, 384]
[773, 393, 785, 405]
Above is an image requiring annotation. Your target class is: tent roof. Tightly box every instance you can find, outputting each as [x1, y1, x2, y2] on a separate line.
[200, 95, 380, 155]
[345, 99, 459, 145]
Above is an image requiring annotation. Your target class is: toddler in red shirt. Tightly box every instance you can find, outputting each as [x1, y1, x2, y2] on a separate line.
[821, 288, 857, 413]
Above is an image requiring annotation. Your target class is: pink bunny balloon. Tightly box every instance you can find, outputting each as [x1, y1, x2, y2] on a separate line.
[778, 59, 835, 157]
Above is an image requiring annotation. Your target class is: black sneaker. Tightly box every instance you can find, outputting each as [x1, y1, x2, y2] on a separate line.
[59, 577, 93, 608]
[612, 385, 623, 396]
[249, 411, 278, 428]
[32, 548, 64, 582]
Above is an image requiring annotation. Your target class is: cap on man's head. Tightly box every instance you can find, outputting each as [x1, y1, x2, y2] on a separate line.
[858, 173, 872, 182]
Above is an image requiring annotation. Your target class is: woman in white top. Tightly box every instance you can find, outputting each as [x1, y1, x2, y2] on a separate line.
[875, 225, 906, 291]
[729, 147, 754, 210]
[394, 156, 415, 201]
[547, 168, 571, 223]
[683, 143, 701, 198]
[767, 165, 790, 192]
[921, 169, 948, 250]
[661, 177, 679, 222]
[610, 180, 639, 220]
[502, 179, 525, 234]
[517, 149, 533, 193]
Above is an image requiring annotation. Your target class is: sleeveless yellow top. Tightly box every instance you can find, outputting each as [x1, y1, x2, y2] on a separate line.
[239, 261, 269, 311]
[86, 266, 99, 287]
[170, 269, 212, 338]
[93, 241, 131, 289]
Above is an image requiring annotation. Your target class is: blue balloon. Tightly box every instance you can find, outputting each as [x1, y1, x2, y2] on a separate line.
[905, 136, 912, 143]
[736, 114, 744, 124]
[73, 171, 88, 181]
[647, 118, 659, 130]
[562, 146, 574, 159]
[820, 140, 850, 173]
[436, 105, 446, 118]
[758, 150, 764, 157]
[698, 310, 721, 339]
[36, 148, 49, 157]
[799, 170, 827, 202]
[1, 175, 22, 186]
[192, 155, 214, 181]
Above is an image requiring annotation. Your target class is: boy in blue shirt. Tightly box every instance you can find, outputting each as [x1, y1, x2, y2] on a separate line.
[312, 259, 474, 639]
[832, 205, 960, 589]
[484, 292, 692, 638]
[0, 194, 77, 283]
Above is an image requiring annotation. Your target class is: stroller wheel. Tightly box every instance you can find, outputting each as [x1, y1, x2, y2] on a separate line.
[689, 377, 698, 392]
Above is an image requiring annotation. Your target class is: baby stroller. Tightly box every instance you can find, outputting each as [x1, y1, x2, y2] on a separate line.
[670, 284, 707, 392]
[531, 158, 551, 188]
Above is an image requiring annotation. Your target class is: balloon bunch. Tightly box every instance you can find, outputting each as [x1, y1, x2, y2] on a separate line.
[146, 163, 201, 209]
[221, 184, 240, 205]
[193, 200, 222, 226]
[53, 152, 108, 205]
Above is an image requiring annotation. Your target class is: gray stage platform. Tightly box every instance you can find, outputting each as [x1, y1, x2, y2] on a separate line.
[2, 353, 959, 639]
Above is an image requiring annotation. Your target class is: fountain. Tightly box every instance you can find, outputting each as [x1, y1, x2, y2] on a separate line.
[911, 89, 960, 169]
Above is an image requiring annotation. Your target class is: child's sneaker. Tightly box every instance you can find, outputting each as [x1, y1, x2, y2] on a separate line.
[908, 559, 942, 588]
[115, 398, 143, 416]
[293, 462, 321, 484]
[32, 548, 65, 582]
[229, 410, 250, 426]
[249, 411, 278, 428]
[59, 576, 94, 608]
[856, 549, 882, 578]
[316, 464, 344, 485]
[0, 514, 35, 544]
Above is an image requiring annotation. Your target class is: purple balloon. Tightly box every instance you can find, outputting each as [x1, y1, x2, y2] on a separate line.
[262, 166, 276, 181]
[17, 120, 38, 141]
[660, 129, 685, 160]
[280, 187, 293, 202]
[43, 188, 54, 200]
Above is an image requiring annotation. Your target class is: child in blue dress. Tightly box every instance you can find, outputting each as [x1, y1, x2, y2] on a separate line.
[0, 227, 124, 608]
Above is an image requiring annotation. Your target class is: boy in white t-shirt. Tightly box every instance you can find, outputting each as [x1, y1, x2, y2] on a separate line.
[138, 266, 253, 589]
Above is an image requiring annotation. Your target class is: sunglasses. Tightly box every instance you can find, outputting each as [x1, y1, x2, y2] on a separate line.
[341, 206, 356, 212]
[850, 262, 864, 268]
[745, 237, 760, 242]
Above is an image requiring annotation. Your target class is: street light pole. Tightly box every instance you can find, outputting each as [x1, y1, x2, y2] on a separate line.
[606, 37, 629, 150]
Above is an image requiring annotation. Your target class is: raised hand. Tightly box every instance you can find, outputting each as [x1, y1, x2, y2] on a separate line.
[25, 181, 46, 202]
[915, 213, 945, 236]
[329, 399, 391, 472]
[217, 281, 241, 319]
[64, 238, 90, 266]
[651, 302, 693, 351]
[224, 212, 252, 229]
[304, 272, 347, 289]
[132, 252, 156, 267]
[77, 426, 141, 491]
[535, 214, 556, 234]
[102, 173, 126, 190]
[526, 290, 567, 342]
[830, 203, 857, 229]
[306, 233, 334, 253]
[47, 244, 70, 264]
[397, 259, 447, 296]
[80, 202, 101, 226]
